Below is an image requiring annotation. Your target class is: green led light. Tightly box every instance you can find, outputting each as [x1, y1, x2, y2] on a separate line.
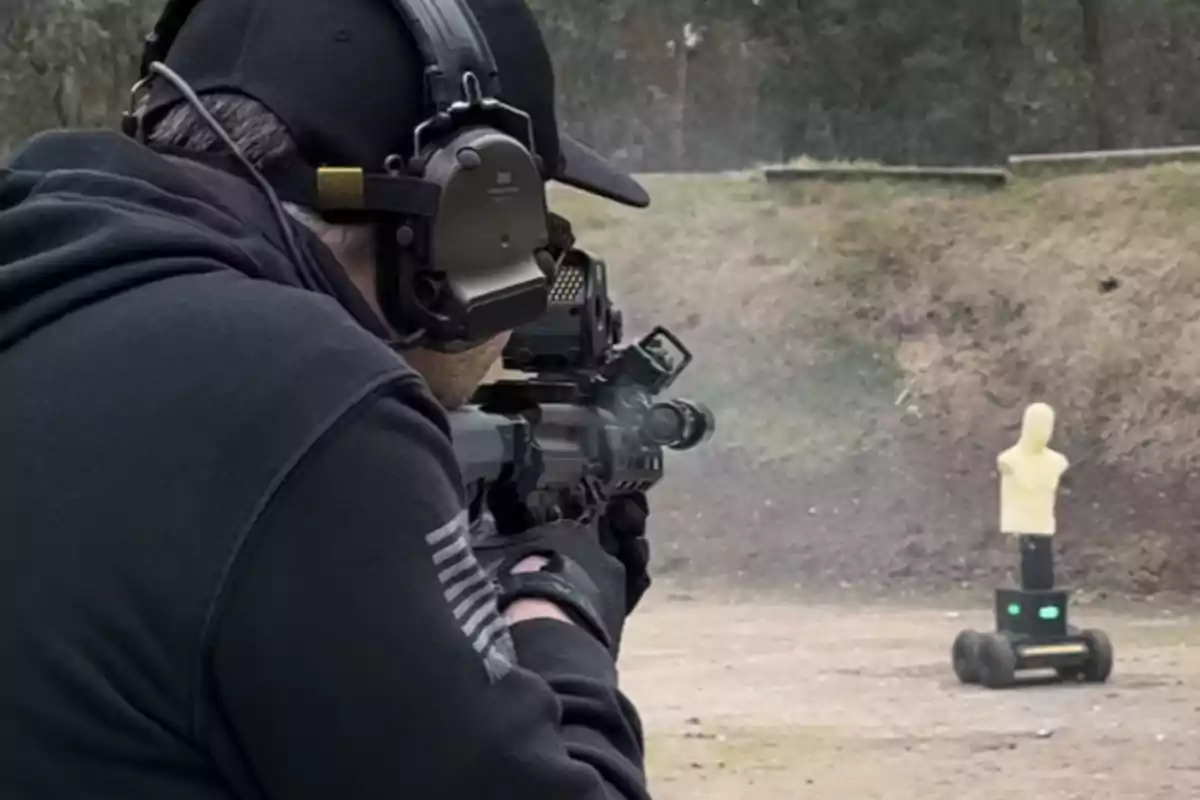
[1038, 605, 1061, 620]
[1007, 603, 1021, 616]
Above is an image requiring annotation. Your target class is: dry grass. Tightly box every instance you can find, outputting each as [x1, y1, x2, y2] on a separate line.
[548, 162, 1200, 475]
[547, 174, 903, 469]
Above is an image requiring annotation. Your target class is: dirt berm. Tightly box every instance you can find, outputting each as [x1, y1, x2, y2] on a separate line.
[541, 165, 1200, 596]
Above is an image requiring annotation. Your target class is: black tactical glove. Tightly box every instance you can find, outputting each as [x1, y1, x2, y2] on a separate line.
[471, 493, 652, 657]
[598, 493, 652, 614]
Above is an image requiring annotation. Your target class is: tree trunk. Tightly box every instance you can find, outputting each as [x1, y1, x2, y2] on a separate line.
[672, 36, 689, 171]
[965, 0, 1022, 164]
[1079, 0, 1114, 149]
[992, 0, 1023, 162]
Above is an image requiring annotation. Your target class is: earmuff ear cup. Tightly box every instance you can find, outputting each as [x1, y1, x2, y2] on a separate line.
[388, 125, 550, 347]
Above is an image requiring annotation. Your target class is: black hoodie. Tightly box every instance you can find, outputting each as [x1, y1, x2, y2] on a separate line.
[0, 130, 648, 800]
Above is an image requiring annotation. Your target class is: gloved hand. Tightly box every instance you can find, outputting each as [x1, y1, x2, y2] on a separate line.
[471, 493, 652, 657]
[597, 493, 652, 614]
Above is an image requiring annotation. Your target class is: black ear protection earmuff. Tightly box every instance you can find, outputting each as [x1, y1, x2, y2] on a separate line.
[123, 0, 554, 351]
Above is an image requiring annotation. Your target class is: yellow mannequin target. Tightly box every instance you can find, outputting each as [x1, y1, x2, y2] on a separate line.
[997, 402, 1069, 537]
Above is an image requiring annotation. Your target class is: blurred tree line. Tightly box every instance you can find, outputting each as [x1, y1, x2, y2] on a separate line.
[6, 0, 1200, 170]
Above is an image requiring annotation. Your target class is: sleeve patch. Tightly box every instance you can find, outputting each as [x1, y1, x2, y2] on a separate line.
[424, 511, 515, 682]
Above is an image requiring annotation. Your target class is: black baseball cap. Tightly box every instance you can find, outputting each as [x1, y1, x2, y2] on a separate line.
[142, 0, 649, 208]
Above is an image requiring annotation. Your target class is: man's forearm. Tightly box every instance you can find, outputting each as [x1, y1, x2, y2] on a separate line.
[208, 390, 652, 799]
[504, 560, 649, 796]
[510, 619, 649, 796]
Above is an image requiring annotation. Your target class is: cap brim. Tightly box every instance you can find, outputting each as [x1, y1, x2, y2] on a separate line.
[555, 132, 650, 208]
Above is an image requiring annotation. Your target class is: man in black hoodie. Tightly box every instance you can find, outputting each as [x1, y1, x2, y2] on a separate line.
[0, 0, 657, 798]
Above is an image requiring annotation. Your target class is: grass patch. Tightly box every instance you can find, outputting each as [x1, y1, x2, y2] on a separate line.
[549, 162, 1200, 474]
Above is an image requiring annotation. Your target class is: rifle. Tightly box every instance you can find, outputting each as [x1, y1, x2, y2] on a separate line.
[448, 237, 714, 534]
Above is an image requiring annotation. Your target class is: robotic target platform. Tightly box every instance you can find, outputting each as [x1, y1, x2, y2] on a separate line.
[951, 402, 1114, 690]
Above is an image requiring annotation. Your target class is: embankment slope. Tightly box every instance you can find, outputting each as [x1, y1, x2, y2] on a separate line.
[546, 166, 1200, 594]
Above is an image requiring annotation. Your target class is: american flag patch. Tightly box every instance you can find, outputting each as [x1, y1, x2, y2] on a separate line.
[424, 510, 514, 682]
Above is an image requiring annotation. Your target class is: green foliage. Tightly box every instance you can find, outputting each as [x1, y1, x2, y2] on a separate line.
[5, 0, 1200, 168]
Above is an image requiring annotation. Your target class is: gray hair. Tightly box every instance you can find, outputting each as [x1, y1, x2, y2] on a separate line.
[143, 92, 375, 264]
[142, 93, 296, 170]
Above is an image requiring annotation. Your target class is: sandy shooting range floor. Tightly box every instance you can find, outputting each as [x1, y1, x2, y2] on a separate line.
[619, 590, 1200, 800]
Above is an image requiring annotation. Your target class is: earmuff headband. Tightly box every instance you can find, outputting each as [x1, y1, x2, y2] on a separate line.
[140, 0, 500, 110]
[135, 0, 509, 215]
